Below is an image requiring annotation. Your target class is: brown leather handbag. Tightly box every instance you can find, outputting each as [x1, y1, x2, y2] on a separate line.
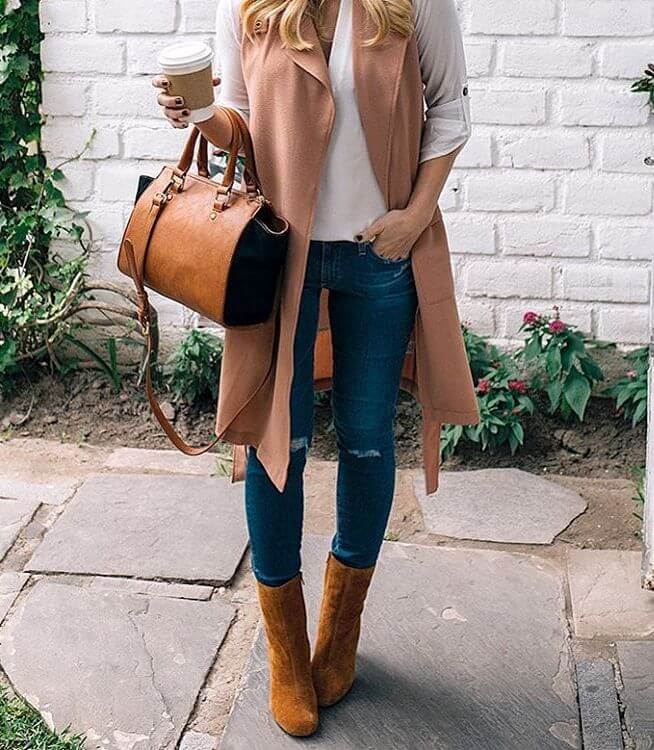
[117, 107, 289, 455]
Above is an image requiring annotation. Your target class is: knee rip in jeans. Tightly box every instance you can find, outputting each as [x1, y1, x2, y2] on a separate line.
[290, 436, 310, 454]
[346, 447, 382, 459]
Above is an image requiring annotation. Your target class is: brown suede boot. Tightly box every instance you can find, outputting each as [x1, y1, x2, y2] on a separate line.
[256, 575, 319, 737]
[311, 553, 375, 707]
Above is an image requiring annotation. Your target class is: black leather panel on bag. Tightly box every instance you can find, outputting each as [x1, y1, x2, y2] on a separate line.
[135, 175, 155, 203]
[223, 208, 289, 327]
[133, 177, 287, 328]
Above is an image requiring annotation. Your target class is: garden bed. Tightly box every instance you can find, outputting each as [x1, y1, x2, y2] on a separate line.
[2, 371, 645, 479]
[1, 327, 645, 555]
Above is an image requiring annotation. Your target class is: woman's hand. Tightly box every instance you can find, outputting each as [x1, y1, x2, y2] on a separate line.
[152, 75, 221, 129]
[356, 205, 434, 261]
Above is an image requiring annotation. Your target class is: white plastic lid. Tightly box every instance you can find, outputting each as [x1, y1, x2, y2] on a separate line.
[158, 42, 214, 74]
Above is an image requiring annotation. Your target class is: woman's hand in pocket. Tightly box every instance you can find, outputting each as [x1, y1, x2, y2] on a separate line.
[356, 205, 434, 261]
[152, 75, 221, 129]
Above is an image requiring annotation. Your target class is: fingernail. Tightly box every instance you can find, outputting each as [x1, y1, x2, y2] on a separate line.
[182, 109, 190, 116]
[176, 97, 184, 105]
[355, 234, 363, 241]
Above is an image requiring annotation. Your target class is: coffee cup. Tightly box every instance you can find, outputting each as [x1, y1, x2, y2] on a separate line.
[158, 42, 215, 123]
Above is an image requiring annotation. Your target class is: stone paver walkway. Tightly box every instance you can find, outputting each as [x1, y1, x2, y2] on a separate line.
[616, 642, 654, 749]
[414, 468, 587, 544]
[27, 474, 248, 585]
[567, 549, 654, 638]
[0, 440, 651, 749]
[1, 579, 234, 750]
[222, 536, 580, 750]
[0, 496, 41, 559]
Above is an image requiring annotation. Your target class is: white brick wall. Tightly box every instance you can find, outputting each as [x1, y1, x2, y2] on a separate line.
[40, 0, 654, 340]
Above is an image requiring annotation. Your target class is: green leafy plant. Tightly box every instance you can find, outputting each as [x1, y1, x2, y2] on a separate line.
[633, 466, 645, 525]
[64, 334, 123, 392]
[442, 352, 535, 458]
[606, 346, 648, 427]
[632, 62, 654, 113]
[0, 0, 89, 394]
[442, 327, 535, 457]
[460, 323, 496, 382]
[518, 308, 603, 422]
[167, 329, 223, 405]
[0, 0, 152, 396]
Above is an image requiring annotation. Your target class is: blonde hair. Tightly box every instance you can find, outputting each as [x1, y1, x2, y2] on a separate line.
[241, 0, 414, 50]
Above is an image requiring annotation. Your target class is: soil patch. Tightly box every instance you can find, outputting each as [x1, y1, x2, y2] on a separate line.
[4, 374, 645, 478]
[1, 370, 645, 551]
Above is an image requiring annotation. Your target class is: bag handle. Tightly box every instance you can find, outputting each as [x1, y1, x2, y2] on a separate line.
[175, 127, 211, 178]
[211, 108, 262, 211]
[222, 107, 259, 193]
[174, 109, 262, 209]
[123, 239, 221, 456]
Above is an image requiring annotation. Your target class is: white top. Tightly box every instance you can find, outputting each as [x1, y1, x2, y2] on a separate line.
[215, 0, 470, 241]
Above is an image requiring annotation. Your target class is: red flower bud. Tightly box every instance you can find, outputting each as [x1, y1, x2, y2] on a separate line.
[523, 311, 539, 325]
[508, 379, 527, 394]
[548, 319, 566, 334]
[477, 379, 490, 394]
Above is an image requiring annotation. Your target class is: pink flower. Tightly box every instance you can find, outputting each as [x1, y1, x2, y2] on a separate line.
[508, 379, 527, 394]
[523, 311, 539, 325]
[477, 379, 490, 394]
[548, 319, 566, 334]
[626, 370, 637, 379]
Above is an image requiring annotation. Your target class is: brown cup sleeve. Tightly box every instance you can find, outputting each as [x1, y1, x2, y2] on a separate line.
[166, 66, 214, 110]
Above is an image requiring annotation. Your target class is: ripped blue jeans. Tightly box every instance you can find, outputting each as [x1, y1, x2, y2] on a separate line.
[245, 239, 418, 586]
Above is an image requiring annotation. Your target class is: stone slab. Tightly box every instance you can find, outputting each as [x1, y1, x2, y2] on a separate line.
[0, 572, 29, 624]
[0, 579, 234, 750]
[567, 550, 654, 638]
[617, 642, 654, 750]
[26, 474, 247, 586]
[0, 477, 80, 506]
[87, 577, 214, 600]
[104, 448, 220, 476]
[222, 536, 580, 749]
[414, 468, 587, 545]
[179, 731, 217, 750]
[0, 496, 41, 560]
[576, 661, 624, 750]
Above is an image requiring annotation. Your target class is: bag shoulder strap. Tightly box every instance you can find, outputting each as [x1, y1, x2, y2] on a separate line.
[123, 110, 261, 456]
[124, 240, 221, 456]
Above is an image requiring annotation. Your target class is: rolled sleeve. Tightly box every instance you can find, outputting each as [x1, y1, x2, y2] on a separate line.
[415, 0, 470, 163]
[420, 92, 471, 162]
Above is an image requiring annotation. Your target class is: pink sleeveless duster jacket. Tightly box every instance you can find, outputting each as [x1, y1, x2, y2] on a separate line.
[215, 1, 480, 494]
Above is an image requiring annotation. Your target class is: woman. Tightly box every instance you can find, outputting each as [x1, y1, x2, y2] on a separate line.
[153, 0, 478, 736]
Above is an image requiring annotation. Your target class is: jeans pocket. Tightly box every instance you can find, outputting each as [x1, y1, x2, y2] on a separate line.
[367, 243, 409, 266]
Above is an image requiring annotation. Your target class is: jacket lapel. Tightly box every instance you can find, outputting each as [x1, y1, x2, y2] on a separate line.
[282, 15, 333, 93]
[352, 0, 410, 205]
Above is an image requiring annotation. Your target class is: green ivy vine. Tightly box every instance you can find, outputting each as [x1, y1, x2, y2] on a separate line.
[0, 0, 153, 400]
[0, 0, 91, 395]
